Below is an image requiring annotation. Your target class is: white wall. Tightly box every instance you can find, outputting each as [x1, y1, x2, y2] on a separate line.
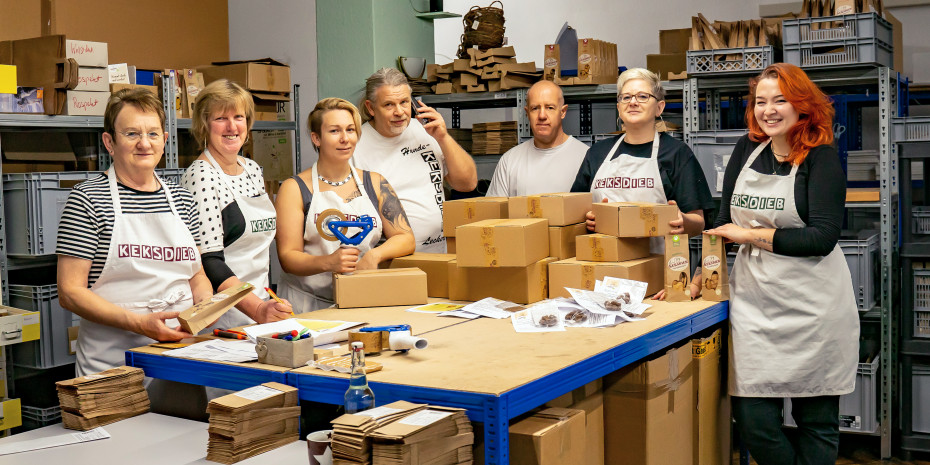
[228, 0, 318, 172]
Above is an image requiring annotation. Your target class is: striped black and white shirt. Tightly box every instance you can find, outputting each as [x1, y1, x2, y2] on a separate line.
[56, 174, 202, 287]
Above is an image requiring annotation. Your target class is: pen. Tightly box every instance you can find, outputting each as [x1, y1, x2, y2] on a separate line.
[213, 330, 246, 340]
[265, 287, 295, 315]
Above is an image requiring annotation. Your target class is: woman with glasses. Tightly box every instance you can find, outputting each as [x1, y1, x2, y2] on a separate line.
[571, 68, 714, 250]
[181, 79, 292, 330]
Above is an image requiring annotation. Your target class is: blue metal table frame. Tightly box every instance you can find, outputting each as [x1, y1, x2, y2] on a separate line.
[125, 349, 289, 391]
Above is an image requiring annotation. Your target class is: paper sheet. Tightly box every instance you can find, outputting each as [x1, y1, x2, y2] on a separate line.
[461, 298, 523, 319]
[551, 299, 620, 328]
[242, 318, 363, 345]
[511, 302, 566, 332]
[437, 310, 480, 319]
[163, 339, 258, 363]
[406, 303, 466, 314]
[234, 385, 282, 401]
[0, 427, 110, 455]
[397, 410, 453, 426]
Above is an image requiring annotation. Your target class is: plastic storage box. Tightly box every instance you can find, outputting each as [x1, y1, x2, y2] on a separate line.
[21, 404, 62, 427]
[686, 46, 774, 76]
[690, 129, 747, 197]
[912, 207, 930, 235]
[839, 231, 879, 311]
[782, 12, 893, 45]
[892, 116, 930, 143]
[784, 38, 892, 69]
[913, 269, 930, 338]
[914, 365, 930, 434]
[9, 284, 76, 368]
[784, 351, 880, 433]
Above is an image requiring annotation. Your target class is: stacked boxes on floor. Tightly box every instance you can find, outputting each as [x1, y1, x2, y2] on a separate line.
[205, 382, 300, 464]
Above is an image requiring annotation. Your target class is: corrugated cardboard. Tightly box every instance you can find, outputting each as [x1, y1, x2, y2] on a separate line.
[592, 202, 678, 237]
[74, 66, 108, 91]
[445, 237, 456, 253]
[178, 283, 254, 335]
[208, 382, 297, 413]
[664, 234, 691, 302]
[252, 92, 289, 121]
[476, 46, 516, 59]
[885, 10, 903, 73]
[390, 253, 456, 298]
[1, 131, 75, 162]
[576, 234, 650, 262]
[660, 28, 693, 54]
[456, 219, 549, 268]
[509, 408, 586, 465]
[646, 53, 687, 81]
[604, 342, 693, 465]
[65, 40, 107, 67]
[108, 83, 157, 95]
[508, 193, 591, 226]
[442, 197, 509, 237]
[448, 257, 556, 305]
[548, 224, 587, 260]
[255, 335, 314, 368]
[548, 256, 663, 298]
[333, 268, 427, 308]
[64, 90, 109, 116]
[544, 380, 605, 465]
[701, 235, 729, 302]
[243, 130, 293, 186]
[693, 329, 725, 465]
[198, 59, 291, 94]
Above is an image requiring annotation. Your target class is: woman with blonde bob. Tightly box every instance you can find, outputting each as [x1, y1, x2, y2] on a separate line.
[275, 98, 415, 311]
[706, 63, 858, 465]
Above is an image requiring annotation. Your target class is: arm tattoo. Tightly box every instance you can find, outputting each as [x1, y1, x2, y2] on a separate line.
[344, 189, 362, 203]
[378, 176, 412, 233]
[752, 237, 773, 247]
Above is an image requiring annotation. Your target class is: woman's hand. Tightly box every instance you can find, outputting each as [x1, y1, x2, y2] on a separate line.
[668, 200, 685, 235]
[134, 310, 193, 341]
[328, 247, 360, 274]
[704, 223, 752, 245]
[585, 198, 609, 232]
[356, 249, 382, 271]
[254, 299, 293, 323]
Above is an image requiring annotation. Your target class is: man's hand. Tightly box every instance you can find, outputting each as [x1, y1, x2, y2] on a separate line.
[414, 99, 449, 140]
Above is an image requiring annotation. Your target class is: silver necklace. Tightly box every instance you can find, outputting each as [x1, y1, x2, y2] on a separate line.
[771, 147, 789, 174]
[318, 172, 353, 187]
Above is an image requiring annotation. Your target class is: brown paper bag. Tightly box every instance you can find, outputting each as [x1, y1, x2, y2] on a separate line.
[701, 234, 730, 301]
[664, 234, 691, 302]
[544, 44, 560, 81]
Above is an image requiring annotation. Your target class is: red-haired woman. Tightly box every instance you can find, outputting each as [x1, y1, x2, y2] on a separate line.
[705, 63, 858, 465]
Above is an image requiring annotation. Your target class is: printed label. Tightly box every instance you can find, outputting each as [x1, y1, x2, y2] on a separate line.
[702, 254, 721, 271]
[250, 217, 276, 233]
[731, 194, 785, 210]
[668, 255, 688, 272]
[579, 53, 592, 65]
[118, 244, 197, 262]
[356, 406, 402, 419]
[544, 58, 557, 68]
[234, 385, 282, 401]
[398, 409, 454, 426]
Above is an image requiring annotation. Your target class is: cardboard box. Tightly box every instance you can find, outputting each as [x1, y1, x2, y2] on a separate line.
[255, 335, 314, 368]
[65, 39, 107, 67]
[390, 253, 456, 298]
[442, 197, 509, 237]
[576, 234, 651, 262]
[592, 202, 678, 238]
[449, 257, 556, 304]
[64, 90, 109, 116]
[445, 237, 455, 253]
[456, 219, 549, 268]
[178, 283, 254, 335]
[508, 193, 591, 226]
[604, 342, 693, 465]
[68, 325, 79, 355]
[660, 28, 693, 54]
[0, 162, 68, 173]
[548, 224, 587, 260]
[0, 305, 41, 346]
[701, 234, 729, 302]
[333, 268, 428, 308]
[664, 234, 691, 302]
[0, 398, 22, 432]
[544, 380, 605, 465]
[548, 256, 663, 298]
[74, 66, 108, 91]
[510, 408, 586, 465]
[646, 53, 687, 81]
[243, 130, 293, 188]
[0, 131, 75, 162]
[198, 58, 291, 94]
[693, 329, 725, 465]
[885, 10, 903, 73]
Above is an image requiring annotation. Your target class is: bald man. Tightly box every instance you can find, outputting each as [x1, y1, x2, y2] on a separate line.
[486, 80, 589, 197]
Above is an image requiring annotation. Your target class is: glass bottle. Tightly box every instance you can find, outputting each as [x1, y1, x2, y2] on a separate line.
[344, 341, 375, 413]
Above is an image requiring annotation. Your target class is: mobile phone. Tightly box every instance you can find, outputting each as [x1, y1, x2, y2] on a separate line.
[414, 97, 428, 124]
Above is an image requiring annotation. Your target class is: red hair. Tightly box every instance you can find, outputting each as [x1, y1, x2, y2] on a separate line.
[745, 63, 834, 165]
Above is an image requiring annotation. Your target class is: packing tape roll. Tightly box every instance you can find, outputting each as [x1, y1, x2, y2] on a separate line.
[481, 226, 498, 266]
[348, 330, 382, 355]
[539, 263, 549, 300]
[640, 206, 658, 236]
[527, 196, 542, 218]
[581, 265, 595, 289]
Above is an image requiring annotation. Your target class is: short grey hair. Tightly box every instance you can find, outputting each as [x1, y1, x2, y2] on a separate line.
[617, 68, 665, 101]
[361, 68, 411, 122]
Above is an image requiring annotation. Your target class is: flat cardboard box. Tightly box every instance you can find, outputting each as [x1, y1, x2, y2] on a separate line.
[198, 59, 291, 94]
[548, 256, 663, 298]
[448, 257, 556, 305]
[509, 407, 586, 465]
[664, 234, 691, 302]
[390, 253, 456, 298]
[178, 283, 254, 335]
[74, 66, 108, 91]
[208, 382, 298, 413]
[508, 193, 591, 226]
[646, 53, 687, 81]
[693, 328, 725, 465]
[333, 268, 428, 308]
[592, 202, 678, 238]
[544, 380, 604, 465]
[548, 224, 587, 260]
[64, 90, 109, 116]
[476, 46, 516, 59]
[442, 197, 509, 237]
[576, 234, 651, 262]
[65, 39, 107, 67]
[604, 341, 693, 465]
[1, 131, 75, 162]
[660, 28, 693, 54]
[456, 219, 549, 268]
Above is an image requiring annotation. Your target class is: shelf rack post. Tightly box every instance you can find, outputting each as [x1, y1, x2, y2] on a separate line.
[683, 78, 699, 146]
[162, 70, 179, 169]
[0, 134, 8, 306]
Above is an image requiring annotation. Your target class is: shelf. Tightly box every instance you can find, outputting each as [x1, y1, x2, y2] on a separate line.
[901, 241, 930, 258]
[419, 81, 684, 108]
[174, 119, 298, 131]
[901, 338, 930, 356]
[861, 305, 882, 320]
[0, 114, 103, 129]
[694, 67, 884, 93]
[846, 202, 881, 208]
[415, 11, 461, 19]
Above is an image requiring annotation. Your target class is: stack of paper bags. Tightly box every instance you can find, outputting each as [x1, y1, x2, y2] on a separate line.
[370, 406, 474, 465]
[472, 121, 518, 155]
[331, 401, 427, 464]
[56, 366, 150, 431]
[206, 382, 300, 464]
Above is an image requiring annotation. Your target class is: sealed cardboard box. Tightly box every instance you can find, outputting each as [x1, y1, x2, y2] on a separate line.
[64, 90, 109, 116]
[243, 130, 293, 188]
[660, 28, 693, 54]
[692, 329, 726, 465]
[442, 197, 509, 237]
[544, 380, 605, 465]
[390, 253, 456, 298]
[548, 256, 663, 298]
[65, 40, 108, 67]
[548, 224, 587, 260]
[592, 202, 678, 238]
[508, 193, 591, 226]
[576, 233, 650, 262]
[446, 237, 456, 253]
[510, 408, 586, 465]
[457, 218, 549, 268]
[252, 92, 290, 121]
[604, 342, 693, 465]
[664, 234, 691, 302]
[74, 66, 108, 91]
[448, 257, 555, 304]
[333, 268, 428, 308]
[701, 234, 729, 302]
[198, 58, 291, 93]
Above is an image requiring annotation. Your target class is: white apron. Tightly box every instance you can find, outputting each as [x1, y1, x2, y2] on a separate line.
[591, 132, 668, 252]
[277, 164, 383, 312]
[728, 140, 858, 397]
[201, 149, 276, 330]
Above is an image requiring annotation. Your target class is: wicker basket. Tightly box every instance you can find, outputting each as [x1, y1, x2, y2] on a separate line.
[456, 1, 506, 58]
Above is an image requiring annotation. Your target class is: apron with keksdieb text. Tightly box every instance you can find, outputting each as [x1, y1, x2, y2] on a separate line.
[728, 139, 858, 397]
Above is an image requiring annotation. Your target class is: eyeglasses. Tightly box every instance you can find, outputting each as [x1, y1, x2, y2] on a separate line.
[618, 92, 657, 104]
[118, 131, 163, 142]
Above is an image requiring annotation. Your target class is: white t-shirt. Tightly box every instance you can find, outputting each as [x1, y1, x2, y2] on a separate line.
[486, 136, 589, 197]
[353, 119, 447, 253]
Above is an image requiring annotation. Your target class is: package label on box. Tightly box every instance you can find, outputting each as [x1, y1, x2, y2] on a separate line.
[75, 67, 109, 92]
[65, 91, 109, 116]
[108, 64, 132, 84]
[66, 40, 108, 67]
[234, 385, 283, 401]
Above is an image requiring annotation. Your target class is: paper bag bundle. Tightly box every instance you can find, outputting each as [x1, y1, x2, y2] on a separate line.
[205, 382, 300, 464]
[370, 406, 474, 465]
[471, 121, 518, 155]
[56, 366, 150, 431]
[331, 401, 427, 464]
[427, 46, 542, 95]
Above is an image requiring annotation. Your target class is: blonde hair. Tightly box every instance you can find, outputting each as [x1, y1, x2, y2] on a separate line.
[104, 87, 164, 135]
[307, 98, 363, 152]
[360, 68, 411, 122]
[191, 79, 255, 149]
[617, 68, 666, 101]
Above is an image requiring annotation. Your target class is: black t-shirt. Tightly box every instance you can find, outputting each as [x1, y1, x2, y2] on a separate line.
[570, 132, 715, 215]
[714, 135, 845, 257]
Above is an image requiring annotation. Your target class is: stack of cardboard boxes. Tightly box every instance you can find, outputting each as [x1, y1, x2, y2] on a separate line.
[471, 121, 518, 156]
[205, 382, 300, 464]
[427, 46, 541, 94]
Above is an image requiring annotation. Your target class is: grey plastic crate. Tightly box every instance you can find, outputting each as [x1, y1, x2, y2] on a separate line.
[2, 171, 100, 256]
[21, 405, 62, 423]
[9, 283, 76, 368]
[914, 269, 930, 338]
[785, 352, 880, 433]
[892, 116, 930, 143]
[155, 168, 186, 185]
[912, 207, 930, 235]
[782, 12, 893, 46]
[686, 46, 774, 76]
[690, 129, 747, 197]
[785, 38, 892, 69]
[839, 231, 879, 311]
[915, 365, 930, 434]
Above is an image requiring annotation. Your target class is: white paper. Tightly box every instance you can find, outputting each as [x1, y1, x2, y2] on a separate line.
[555, 305, 619, 328]
[461, 298, 523, 319]
[0, 427, 110, 455]
[595, 277, 648, 304]
[397, 409, 453, 426]
[107, 63, 131, 84]
[244, 319, 363, 346]
[243, 319, 305, 340]
[355, 406, 402, 419]
[437, 310, 480, 319]
[234, 385, 281, 401]
[163, 339, 258, 363]
[511, 302, 566, 333]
